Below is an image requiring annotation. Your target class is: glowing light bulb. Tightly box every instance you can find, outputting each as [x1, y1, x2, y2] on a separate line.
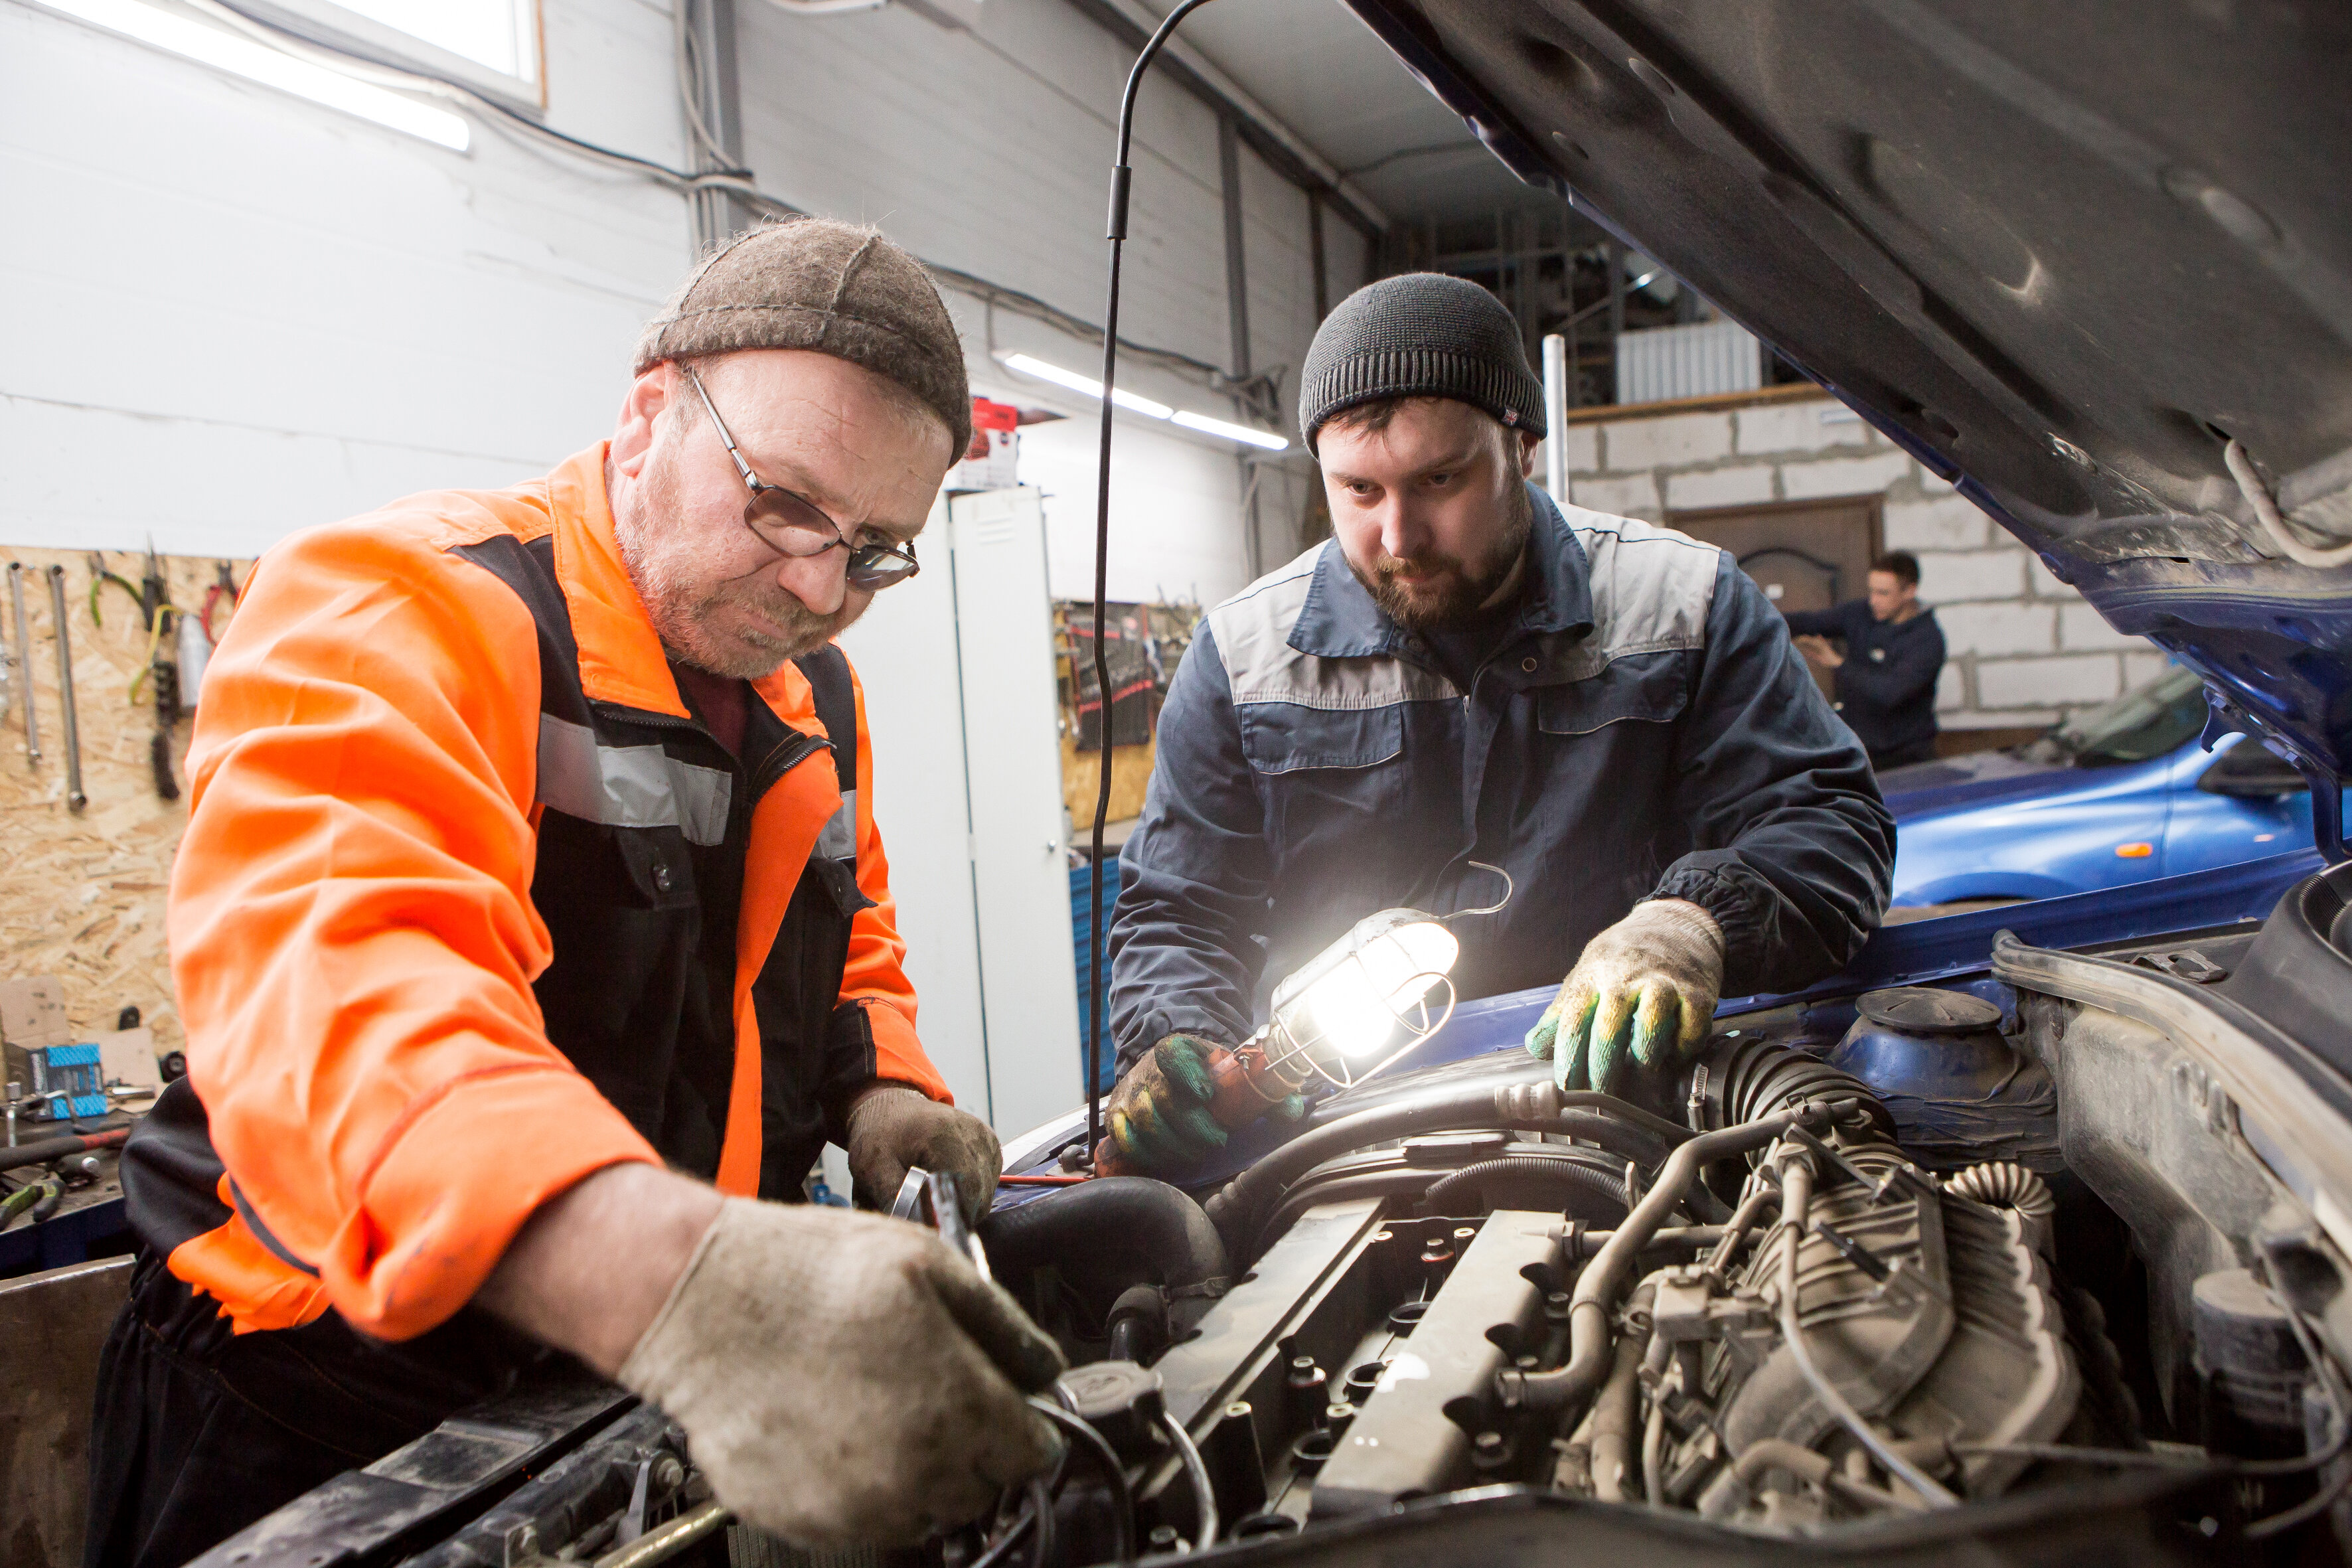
[1269, 912, 1462, 1078]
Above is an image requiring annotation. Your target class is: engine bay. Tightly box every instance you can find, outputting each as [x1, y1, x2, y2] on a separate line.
[193, 905, 2352, 1568]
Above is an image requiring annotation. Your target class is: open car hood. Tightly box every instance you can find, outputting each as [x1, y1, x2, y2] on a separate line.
[1340, 1, 2352, 794]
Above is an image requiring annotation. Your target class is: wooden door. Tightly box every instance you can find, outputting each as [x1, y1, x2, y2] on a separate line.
[1670, 497, 1882, 700]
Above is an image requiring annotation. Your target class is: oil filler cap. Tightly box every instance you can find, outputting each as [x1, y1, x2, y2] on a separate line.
[1058, 1361, 1167, 1459]
[1855, 987, 2001, 1035]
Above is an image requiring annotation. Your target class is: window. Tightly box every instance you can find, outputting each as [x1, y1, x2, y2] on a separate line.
[270, 0, 542, 101]
[323, 0, 535, 83]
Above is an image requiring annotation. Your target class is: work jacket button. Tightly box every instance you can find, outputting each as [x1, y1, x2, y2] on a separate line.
[653, 863, 673, 893]
[1521, 657, 1538, 673]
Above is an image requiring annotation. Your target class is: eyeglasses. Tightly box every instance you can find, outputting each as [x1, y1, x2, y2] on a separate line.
[680, 366, 921, 591]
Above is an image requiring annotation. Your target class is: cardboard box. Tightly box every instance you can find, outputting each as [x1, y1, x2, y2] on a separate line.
[0, 975, 70, 1050]
[948, 398, 1020, 492]
[98, 1026, 165, 1096]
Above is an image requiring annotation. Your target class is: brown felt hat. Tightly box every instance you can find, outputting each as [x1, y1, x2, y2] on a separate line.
[634, 218, 971, 457]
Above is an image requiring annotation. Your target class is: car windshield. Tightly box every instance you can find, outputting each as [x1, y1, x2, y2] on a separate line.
[2021, 665, 2209, 766]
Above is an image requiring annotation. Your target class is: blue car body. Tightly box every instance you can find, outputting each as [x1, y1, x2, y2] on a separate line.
[1879, 730, 2314, 906]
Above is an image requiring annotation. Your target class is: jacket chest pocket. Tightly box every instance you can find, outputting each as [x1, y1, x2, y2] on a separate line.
[609, 825, 700, 910]
[1536, 650, 1690, 737]
[1236, 702, 1419, 868]
[1236, 702, 1403, 775]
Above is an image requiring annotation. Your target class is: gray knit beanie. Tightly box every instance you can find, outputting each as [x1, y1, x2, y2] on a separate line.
[635, 218, 972, 457]
[1299, 273, 1545, 453]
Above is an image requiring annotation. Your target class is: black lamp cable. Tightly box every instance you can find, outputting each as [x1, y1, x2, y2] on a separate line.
[1084, 0, 1222, 1165]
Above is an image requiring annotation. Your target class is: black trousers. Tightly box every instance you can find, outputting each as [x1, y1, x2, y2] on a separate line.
[84, 1251, 540, 1568]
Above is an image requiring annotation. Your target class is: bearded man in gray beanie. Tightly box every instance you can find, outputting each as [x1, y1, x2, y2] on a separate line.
[1099, 274, 1895, 1173]
[86, 219, 1061, 1568]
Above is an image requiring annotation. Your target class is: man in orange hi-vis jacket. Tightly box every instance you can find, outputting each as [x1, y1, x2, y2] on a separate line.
[86, 220, 1062, 1568]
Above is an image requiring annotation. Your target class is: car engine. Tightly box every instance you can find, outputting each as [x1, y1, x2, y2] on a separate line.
[195, 975, 2352, 1568]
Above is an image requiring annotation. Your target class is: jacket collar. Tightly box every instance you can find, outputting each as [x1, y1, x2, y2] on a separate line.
[544, 443, 819, 732]
[1289, 481, 1593, 659]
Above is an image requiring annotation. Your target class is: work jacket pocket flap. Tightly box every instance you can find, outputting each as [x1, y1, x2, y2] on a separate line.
[1537, 651, 1690, 736]
[1236, 702, 1403, 775]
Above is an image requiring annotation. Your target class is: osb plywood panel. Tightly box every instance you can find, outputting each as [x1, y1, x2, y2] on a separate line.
[0, 548, 250, 1055]
[1060, 736, 1155, 829]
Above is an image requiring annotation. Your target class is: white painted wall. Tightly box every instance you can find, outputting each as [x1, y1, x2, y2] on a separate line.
[736, 0, 1342, 606]
[0, 0, 690, 556]
[5, 0, 1351, 597]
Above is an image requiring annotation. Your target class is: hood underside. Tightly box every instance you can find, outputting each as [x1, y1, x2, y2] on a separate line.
[1342, 0, 2352, 779]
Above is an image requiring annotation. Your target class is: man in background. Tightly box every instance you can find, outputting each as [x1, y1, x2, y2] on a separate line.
[1785, 550, 1946, 770]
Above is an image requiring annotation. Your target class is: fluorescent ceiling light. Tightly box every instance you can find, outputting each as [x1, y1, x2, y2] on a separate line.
[36, 0, 471, 151]
[1173, 410, 1289, 451]
[1002, 354, 1172, 420]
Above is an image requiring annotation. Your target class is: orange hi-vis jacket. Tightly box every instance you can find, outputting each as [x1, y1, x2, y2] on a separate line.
[124, 445, 950, 1344]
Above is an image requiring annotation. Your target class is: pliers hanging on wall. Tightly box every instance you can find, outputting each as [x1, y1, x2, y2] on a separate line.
[86, 553, 145, 629]
[200, 561, 240, 645]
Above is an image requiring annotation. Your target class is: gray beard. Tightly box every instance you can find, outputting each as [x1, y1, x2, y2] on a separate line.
[617, 448, 858, 679]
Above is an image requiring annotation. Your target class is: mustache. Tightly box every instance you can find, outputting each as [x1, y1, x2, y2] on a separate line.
[1368, 550, 1466, 582]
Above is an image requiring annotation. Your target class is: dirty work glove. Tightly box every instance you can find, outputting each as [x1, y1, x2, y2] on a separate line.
[1104, 1033, 1304, 1174]
[619, 1198, 1065, 1546]
[1524, 899, 1725, 1097]
[846, 1084, 1002, 1225]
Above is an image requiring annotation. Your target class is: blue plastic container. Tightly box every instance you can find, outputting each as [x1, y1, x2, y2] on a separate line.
[1827, 986, 2062, 1172]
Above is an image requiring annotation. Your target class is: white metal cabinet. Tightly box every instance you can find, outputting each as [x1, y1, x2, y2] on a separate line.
[835, 487, 1081, 1134]
[945, 488, 1084, 1135]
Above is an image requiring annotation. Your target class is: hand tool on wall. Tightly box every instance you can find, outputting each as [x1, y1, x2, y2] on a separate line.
[5, 564, 35, 766]
[44, 565, 86, 813]
[141, 542, 181, 800]
[86, 552, 144, 628]
[199, 560, 239, 644]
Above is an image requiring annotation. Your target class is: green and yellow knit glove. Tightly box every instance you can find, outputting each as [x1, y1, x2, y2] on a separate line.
[1524, 899, 1725, 1097]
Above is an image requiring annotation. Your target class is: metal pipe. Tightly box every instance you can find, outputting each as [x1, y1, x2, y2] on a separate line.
[589, 1501, 730, 1568]
[1160, 1403, 1219, 1550]
[1703, 1183, 1780, 1279]
[1587, 1283, 1652, 1502]
[1498, 1103, 1828, 1414]
[44, 566, 84, 812]
[1731, 1438, 1914, 1514]
[1541, 334, 1569, 502]
[7, 564, 37, 764]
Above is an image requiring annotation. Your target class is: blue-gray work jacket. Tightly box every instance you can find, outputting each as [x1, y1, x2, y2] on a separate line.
[1107, 485, 1896, 1068]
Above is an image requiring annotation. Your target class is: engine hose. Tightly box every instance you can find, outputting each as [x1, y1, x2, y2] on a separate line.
[1497, 1101, 1841, 1415]
[1944, 1160, 2055, 1225]
[1421, 1156, 1629, 1215]
[981, 1176, 1228, 1295]
[1204, 1083, 1691, 1256]
[1704, 1038, 1895, 1144]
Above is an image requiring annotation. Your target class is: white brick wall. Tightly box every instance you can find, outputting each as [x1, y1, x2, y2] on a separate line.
[1571, 472, 1662, 520]
[1912, 549, 2025, 602]
[1561, 391, 2164, 735]
[1939, 603, 2057, 657]
[1780, 450, 1914, 500]
[1883, 496, 1990, 550]
[1735, 401, 1873, 455]
[1665, 465, 1776, 510]
[1604, 411, 1733, 470]
[1977, 655, 2123, 708]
